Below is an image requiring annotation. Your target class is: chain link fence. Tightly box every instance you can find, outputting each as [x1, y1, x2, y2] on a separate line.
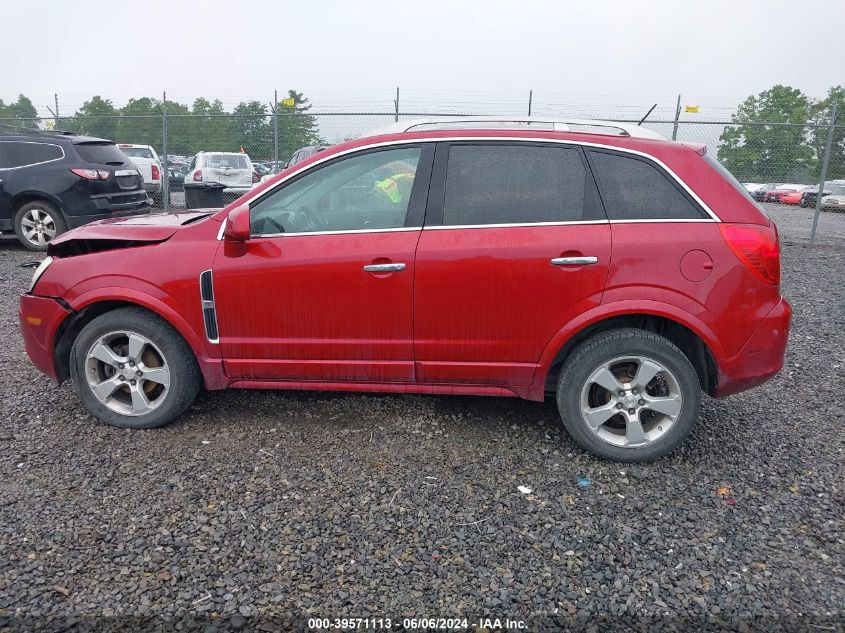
[2, 108, 843, 239]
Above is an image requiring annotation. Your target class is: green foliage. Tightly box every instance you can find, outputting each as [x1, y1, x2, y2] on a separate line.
[717, 85, 815, 182]
[809, 85, 845, 181]
[71, 96, 118, 139]
[0, 94, 39, 129]
[232, 100, 270, 159]
[276, 90, 324, 159]
[8, 89, 325, 162]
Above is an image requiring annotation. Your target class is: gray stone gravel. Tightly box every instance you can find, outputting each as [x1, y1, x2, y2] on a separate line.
[0, 206, 843, 632]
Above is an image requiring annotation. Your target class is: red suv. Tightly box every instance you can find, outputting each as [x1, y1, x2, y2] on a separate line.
[18, 118, 791, 461]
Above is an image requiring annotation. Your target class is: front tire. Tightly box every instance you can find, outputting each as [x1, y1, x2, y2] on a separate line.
[69, 307, 200, 429]
[14, 201, 66, 251]
[556, 329, 701, 462]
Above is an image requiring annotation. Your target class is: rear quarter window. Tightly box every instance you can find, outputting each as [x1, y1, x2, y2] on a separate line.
[1, 141, 64, 168]
[75, 142, 130, 165]
[588, 150, 705, 220]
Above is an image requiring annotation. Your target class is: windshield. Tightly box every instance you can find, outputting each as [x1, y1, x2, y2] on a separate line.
[204, 154, 250, 169]
[120, 147, 155, 159]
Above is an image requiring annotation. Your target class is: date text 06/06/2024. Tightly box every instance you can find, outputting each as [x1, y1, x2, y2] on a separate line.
[306, 617, 527, 630]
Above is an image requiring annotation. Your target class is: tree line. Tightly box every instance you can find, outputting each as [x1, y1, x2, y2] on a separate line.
[3, 86, 844, 179]
[0, 91, 324, 161]
[717, 85, 844, 183]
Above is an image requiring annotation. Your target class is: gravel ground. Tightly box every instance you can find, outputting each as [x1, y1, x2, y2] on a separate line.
[0, 206, 843, 632]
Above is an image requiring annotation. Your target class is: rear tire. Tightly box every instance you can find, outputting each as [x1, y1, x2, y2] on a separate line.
[14, 201, 66, 251]
[556, 328, 701, 462]
[69, 307, 200, 429]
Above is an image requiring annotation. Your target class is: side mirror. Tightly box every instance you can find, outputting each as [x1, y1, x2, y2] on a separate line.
[223, 204, 251, 242]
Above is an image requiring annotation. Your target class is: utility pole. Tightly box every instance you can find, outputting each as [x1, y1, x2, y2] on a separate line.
[161, 91, 169, 213]
[394, 87, 399, 122]
[273, 89, 279, 171]
[811, 103, 839, 242]
[528, 90, 533, 116]
[672, 94, 681, 141]
[54, 93, 59, 127]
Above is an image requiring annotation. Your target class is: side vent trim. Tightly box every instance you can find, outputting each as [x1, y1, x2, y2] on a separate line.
[199, 269, 219, 344]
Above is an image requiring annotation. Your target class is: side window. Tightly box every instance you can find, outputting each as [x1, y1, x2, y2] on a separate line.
[441, 144, 595, 226]
[4, 142, 63, 168]
[250, 147, 422, 235]
[588, 150, 704, 220]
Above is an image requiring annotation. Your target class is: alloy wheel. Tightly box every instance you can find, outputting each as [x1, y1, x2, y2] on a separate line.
[84, 331, 171, 417]
[20, 208, 57, 246]
[579, 355, 683, 448]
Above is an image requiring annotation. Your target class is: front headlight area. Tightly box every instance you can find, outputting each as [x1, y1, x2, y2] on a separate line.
[28, 256, 54, 293]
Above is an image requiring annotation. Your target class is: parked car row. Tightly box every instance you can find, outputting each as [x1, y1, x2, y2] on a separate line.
[743, 180, 845, 209]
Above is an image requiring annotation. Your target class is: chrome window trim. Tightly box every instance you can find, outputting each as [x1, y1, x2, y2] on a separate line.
[254, 226, 422, 239]
[226, 135, 722, 231]
[0, 140, 66, 170]
[424, 220, 608, 230]
[608, 218, 716, 224]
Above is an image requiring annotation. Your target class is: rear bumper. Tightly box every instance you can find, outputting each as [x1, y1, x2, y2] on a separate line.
[65, 204, 151, 229]
[144, 182, 162, 194]
[714, 298, 792, 397]
[19, 294, 72, 384]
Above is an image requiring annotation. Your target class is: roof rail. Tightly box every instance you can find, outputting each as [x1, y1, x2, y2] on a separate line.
[364, 116, 667, 141]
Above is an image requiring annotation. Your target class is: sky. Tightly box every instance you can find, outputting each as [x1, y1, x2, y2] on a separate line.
[1, 0, 842, 120]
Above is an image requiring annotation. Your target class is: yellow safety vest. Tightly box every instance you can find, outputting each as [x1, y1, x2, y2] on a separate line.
[374, 173, 414, 204]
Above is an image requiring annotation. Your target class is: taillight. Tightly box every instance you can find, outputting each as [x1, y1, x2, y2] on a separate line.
[151, 163, 160, 180]
[193, 170, 203, 182]
[720, 223, 780, 286]
[71, 168, 110, 181]
[252, 171, 260, 183]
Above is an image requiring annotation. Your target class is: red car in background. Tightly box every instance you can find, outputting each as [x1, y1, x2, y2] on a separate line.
[19, 117, 791, 462]
[764, 184, 803, 203]
[780, 187, 809, 205]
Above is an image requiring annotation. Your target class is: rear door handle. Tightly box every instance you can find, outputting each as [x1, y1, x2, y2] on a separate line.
[551, 256, 598, 266]
[363, 263, 406, 273]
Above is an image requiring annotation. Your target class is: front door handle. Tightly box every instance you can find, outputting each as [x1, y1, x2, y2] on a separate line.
[363, 263, 406, 273]
[551, 256, 598, 266]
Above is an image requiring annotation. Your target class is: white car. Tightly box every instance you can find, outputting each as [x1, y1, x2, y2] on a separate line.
[821, 193, 845, 211]
[742, 182, 763, 193]
[118, 144, 162, 197]
[183, 152, 257, 197]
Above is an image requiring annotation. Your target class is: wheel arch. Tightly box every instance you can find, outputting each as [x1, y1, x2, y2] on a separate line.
[12, 192, 64, 215]
[54, 292, 223, 390]
[536, 305, 721, 399]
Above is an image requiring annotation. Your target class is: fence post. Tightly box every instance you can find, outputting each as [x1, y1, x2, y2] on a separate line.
[161, 91, 169, 214]
[672, 94, 681, 141]
[54, 93, 59, 129]
[273, 89, 279, 171]
[394, 87, 399, 122]
[810, 103, 838, 243]
[528, 90, 533, 116]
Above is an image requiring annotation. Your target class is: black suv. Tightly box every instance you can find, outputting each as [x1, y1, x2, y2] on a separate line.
[0, 131, 150, 250]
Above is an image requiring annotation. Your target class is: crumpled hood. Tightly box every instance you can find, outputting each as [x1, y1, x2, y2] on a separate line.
[48, 210, 218, 257]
